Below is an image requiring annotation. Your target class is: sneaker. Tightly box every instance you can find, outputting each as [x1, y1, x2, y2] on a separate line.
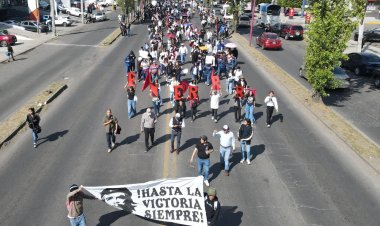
[214, 119, 218, 123]
[247, 160, 251, 165]
[107, 149, 112, 153]
[224, 170, 229, 176]
[267, 124, 271, 128]
[204, 180, 210, 187]
[211, 116, 214, 120]
[240, 160, 244, 163]
[33, 143, 37, 148]
[111, 142, 115, 148]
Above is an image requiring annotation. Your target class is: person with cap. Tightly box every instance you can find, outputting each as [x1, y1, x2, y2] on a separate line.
[238, 119, 254, 164]
[264, 90, 279, 128]
[178, 43, 188, 65]
[204, 187, 221, 226]
[213, 125, 235, 176]
[66, 184, 95, 226]
[190, 135, 214, 186]
[169, 113, 186, 154]
[140, 108, 158, 152]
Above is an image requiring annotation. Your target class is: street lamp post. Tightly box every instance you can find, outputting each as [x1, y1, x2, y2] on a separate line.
[301, 0, 306, 17]
[249, 0, 256, 46]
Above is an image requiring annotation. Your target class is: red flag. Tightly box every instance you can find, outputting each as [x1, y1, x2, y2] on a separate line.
[235, 85, 244, 98]
[187, 85, 199, 100]
[174, 85, 184, 100]
[246, 88, 257, 97]
[141, 70, 151, 91]
[180, 81, 189, 93]
[211, 75, 220, 91]
[150, 83, 159, 97]
[128, 72, 136, 87]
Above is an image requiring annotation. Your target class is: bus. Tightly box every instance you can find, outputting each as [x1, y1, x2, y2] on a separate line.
[257, 3, 281, 28]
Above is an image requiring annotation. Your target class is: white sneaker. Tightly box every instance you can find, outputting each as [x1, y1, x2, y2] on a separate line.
[214, 119, 217, 122]
[240, 160, 244, 163]
[111, 142, 115, 148]
[247, 160, 251, 165]
[107, 149, 112, 153]
[267, 124, 271, 128]
[33, 143, 37, 148]
[204, 180, 210, 187]
[211, 116, 214, 120]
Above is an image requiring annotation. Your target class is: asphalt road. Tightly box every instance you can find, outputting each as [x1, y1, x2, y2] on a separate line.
[0, 12, 380, 226]
[238, 24, 380, 146]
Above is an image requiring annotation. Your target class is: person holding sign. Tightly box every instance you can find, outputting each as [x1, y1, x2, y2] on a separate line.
[204, 187, 220, 226]
[190, 135, 214, 187]
[210, 90, 221, 123]
[125, 86, 137, 119]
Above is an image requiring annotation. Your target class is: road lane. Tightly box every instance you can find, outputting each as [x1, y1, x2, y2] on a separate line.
[0, 12, 379, 226]
[238, 25, 380, 146]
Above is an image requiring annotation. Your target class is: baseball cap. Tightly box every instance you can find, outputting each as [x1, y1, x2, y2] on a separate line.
[207, 187, 216, 196]
[69, 184, 79, 192]
[223, 125, 229, 130]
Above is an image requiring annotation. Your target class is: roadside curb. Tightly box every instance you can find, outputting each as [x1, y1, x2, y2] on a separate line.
[0, 83, 68, 150]
[231, 33, 380, 173]
[101, 28, 122, 46]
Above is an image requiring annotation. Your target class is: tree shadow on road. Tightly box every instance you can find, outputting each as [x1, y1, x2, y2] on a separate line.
[37, 130, 69, 146]
[96, 210, 129, 226]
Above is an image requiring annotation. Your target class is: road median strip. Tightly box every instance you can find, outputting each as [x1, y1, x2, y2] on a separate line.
[100, 28, 122, 46]
[231, 33, 380, 172]
[0, 82, 67, 149]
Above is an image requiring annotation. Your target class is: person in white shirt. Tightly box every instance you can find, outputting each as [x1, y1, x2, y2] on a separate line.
[234, 66, 243, 82]
[213, 125, 235, 176]
[210, 90, 222, 122]
[179, 43, 188, 65]
[264, 90, 279, 128]
[169, 76, 180, 106]
[169, 113, 186, 154]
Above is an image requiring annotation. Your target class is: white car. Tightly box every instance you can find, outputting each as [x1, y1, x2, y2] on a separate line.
[93, 12, 106, 21]
[46, 16, 73, 27]
[67, 7, 82, 17]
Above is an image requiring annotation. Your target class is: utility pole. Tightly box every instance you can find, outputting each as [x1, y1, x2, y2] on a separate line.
[301, 0, 306, 17]
[357, 1, 368, 53]
[249, 0, 256, 46]
[81, 0, 84, 24]
[50, 0, 56, 36]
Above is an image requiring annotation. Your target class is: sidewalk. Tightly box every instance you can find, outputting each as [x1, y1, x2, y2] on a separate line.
[345, 39, 380, 55]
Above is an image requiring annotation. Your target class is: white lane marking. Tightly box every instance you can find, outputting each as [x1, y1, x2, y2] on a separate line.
[43, 43, 99, 47]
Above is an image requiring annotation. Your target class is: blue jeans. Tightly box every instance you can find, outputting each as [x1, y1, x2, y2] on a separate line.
[170, 130, 182, 150]
[180, 53, 186, 64]
[198, 158, 210, 180]
[152, 100, 160, 115]
[69, 214, 87, 226]
[106, 133, 115, 149]
[204, 68, 211, 85]
[170, 91, 174, 106]
[127, 99, 136, 118]
[240, 141, 251, 161]
[31, 129, 38, 144]
[219, 146, 231, 171]
[245, 104, 256, 123]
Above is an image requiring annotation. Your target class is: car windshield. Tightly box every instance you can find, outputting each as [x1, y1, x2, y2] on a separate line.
[333, 67, 346, 75]
[363, 54, 380, 62]
[266, 34, 278, 39]
[240, 17, 249, 21]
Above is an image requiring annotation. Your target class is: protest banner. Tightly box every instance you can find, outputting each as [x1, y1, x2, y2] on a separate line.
[174, 85, 184, 100]
[150, 83, 159, 97]
[142, 71, 151, 91]
[211, 75, 220, 91]
[187, 85, 199, 100]
[235, 85, 244, 98]
[128, 72, 136, 87]
[84, 177, 207, 226]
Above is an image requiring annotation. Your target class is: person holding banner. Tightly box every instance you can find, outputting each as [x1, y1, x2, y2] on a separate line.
[125, 86, 137, 119]
[264, 90, 279, 128]
[244, 90, 256, 124]
[190, 135, 214, 186]
[174, 100, 187, 119]
[66, 184, 95, 226]
[169, 113, 186, 154]
[213, 125, 235, 176]
[189, 97, 199, 122]
[210, 90, 221, 123]
[150, 80, 161, 116]
[205, 187, 221, 226]
[233, 95, 243, 123]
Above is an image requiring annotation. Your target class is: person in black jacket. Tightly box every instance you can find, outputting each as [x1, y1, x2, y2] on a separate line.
[26, 107, 40, 148]
[238, 119, 254, 164]
[205, 187, 220, 226]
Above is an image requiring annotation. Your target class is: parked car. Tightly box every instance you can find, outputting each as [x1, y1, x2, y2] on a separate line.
[270, 23, 287, 34]
[40, 15, 52, 23]
[341, 52, 380, 76]
[0, 30, 17, 47]
[279, 24, 304, 40]
[299, 66, 351, 89]
[46, 16, 73, 27]
[67, 7, 82, 17]
[256, 32, 282, 50]
[57, 3, 68, 13]
[19, 20, 49, 32]
[93, 12, 107, 21]
[238, 16, 250, 27]
[354, 28, 380, 42]
[243, 9, 253, 18]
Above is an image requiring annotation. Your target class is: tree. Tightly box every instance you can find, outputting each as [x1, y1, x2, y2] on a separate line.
[278, 0, 302, 8]
[304, 0, 365, 98]
[116, 0, 136, 22]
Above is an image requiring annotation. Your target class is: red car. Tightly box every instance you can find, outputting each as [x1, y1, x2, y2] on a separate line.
[256, 32, 282, 50]
[0, 30, 17, 47]
[280, 24, 304, 40]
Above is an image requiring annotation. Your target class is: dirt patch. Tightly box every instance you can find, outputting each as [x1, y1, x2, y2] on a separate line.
[231, 33, 380, 172]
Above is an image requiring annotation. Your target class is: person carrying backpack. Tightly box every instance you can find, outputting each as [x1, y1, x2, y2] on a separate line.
[205, 187, 220, 226]
[26, 107, 41, 148]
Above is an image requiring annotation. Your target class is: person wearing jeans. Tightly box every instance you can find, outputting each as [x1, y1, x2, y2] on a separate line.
[140, 108, 157, 152]
[213, 125, 235, 176]
[190, 135, 214, 187]
[26, 107, 40, 148]
[244, 90, 256, 123]
[238, 119, 254, 164]
[103, 109, 118, 153]
[67, 184, 95, 226]
[169, 113, 185, 154]
[125, 86, 136, 119]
